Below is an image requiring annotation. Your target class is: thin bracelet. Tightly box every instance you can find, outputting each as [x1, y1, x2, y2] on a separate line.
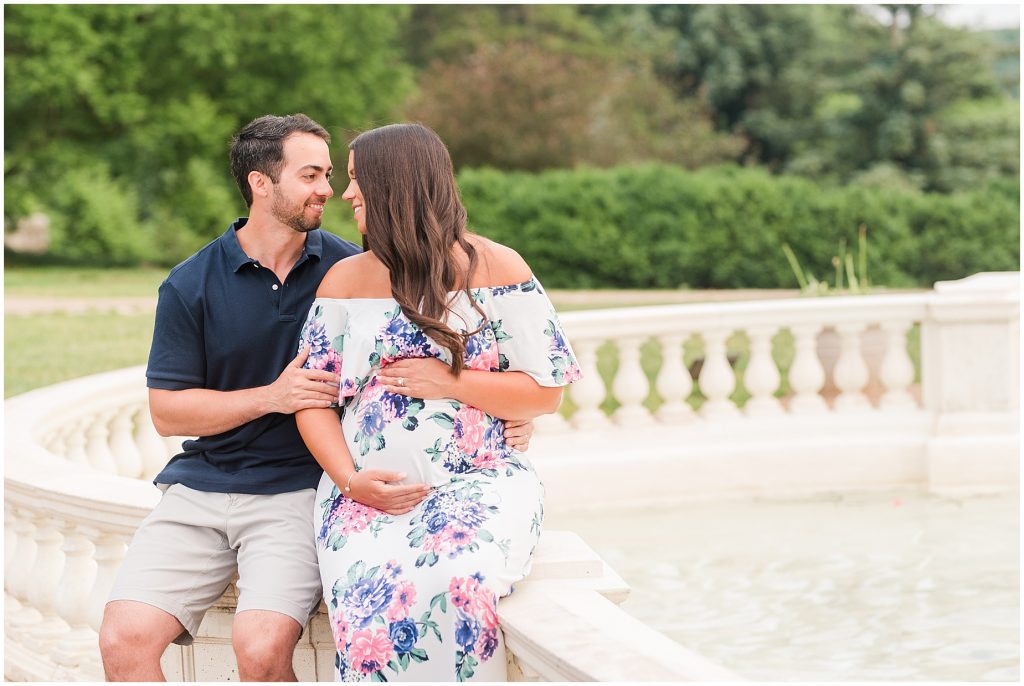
[344, 472, 356, 493]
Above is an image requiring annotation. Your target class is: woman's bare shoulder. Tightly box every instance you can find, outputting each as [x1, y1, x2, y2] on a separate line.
[317, 251, 384, 298]
[468, 235, 532, 287]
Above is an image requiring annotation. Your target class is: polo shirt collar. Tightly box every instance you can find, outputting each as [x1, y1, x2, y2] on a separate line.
[222, 217, 325, 272]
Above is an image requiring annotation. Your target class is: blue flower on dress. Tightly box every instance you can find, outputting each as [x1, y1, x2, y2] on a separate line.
[388, 618, 418, 654]
[425, 510, 449, 535]
[465, 334, 485, 358]
[305, 317, 331, 357]
[342, 575, 394, 630]
[359, 402, 386, 436]
[382, 393, 410, 419]
[455, 613, 481, 649]
[478, 627, 499, 660]
[490, 284, 520, 296]
[452, 500, 487, 529]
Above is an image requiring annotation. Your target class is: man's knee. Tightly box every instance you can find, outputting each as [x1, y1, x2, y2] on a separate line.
[232, 613, 301, 679]
[99, 601, 181, 665]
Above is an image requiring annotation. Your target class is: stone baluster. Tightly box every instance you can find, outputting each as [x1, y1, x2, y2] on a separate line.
[108, 403, 144, 478]
[5, 502, 19, 576]
[611, 336, 653, 425]
[697, 330, 738, 418]
[568, 339, 609, 429]
[85, 410, 119, 473]
[5, 502, 24, 619]
[744, 326, 783, 416]
[134, 405, 170, 480]
[833, 323, 871, 411]
[788, 324, 828, 413]
[27, 514, 70, 652]
[87, 529, 129, 637]
[64, 419, 90, 465]
[533, 407, 571, 434]
[51, 520, 99, 673]
[44, 427, 68, 458]
[164, 435, 186, 461]
[655, 334, 694, 423]
[879, 321, 917, 410]
[9, 509, 43, 631]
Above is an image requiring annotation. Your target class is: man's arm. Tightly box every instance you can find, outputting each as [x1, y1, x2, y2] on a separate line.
[149, 346, 340, 437]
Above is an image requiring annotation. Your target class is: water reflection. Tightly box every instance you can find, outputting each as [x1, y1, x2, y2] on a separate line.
[547, 492, 1019, 681]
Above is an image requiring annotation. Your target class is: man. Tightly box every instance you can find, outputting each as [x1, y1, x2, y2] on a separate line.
[98, 114, 534, 681]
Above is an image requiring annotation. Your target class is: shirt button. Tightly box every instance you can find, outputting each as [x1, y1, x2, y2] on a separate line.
[272, 284, 279, 290]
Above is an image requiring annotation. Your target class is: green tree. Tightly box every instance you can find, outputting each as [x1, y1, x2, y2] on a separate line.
[401, 4, 742, 171]
[645, 3, 1018, 191]
[5, 4, 412, 264]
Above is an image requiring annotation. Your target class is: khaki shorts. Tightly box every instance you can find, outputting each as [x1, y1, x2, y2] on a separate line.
[108, 483, 321, 645]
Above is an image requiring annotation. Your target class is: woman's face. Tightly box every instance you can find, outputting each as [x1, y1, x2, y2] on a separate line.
[341, 149, 366, 235]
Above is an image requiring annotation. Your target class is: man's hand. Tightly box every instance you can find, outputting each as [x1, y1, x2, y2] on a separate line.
[348, 470, 431, 515]
[503, 419, 534, 452]
[378, 357, 453, 399]
[266, 346, 341, 414]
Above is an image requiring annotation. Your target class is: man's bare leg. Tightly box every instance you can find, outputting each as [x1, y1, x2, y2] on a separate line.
[100, 600, 186, 681]
[232, 609, 304, 681]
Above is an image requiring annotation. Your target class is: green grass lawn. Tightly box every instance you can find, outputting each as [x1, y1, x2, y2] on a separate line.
[5, 311, 156, 397]
[5, 266, 168, 298]
[4, 268, 921, 405]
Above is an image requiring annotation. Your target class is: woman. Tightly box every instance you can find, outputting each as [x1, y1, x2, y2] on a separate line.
[295, 123, 580, 682]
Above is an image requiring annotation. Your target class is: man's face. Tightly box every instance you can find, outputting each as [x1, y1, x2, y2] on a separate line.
[269, 132, 334, 233]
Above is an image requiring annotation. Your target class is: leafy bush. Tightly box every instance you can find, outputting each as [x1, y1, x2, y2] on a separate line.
[458, 164, 1019, 289]
[47, 163, 157, 265]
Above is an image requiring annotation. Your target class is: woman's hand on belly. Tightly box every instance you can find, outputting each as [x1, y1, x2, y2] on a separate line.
[378, 357, 454, 399]
[349, 469, 431, 515]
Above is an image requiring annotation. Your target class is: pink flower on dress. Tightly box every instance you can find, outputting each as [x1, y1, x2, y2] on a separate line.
[385, 581, 417, 621]
[449, 577, 472, 609]
[334, 498, 378, 536]
[423, 532, 444, 554]
[330, 610, 350, 651]
[473, 587, 499, 630]
[349, 628, 393, 675]
[472, 450, 502, 470]
[467, 341, 499, 371]
[442, 524, 477, 553]
[360, 378, 387, 409]
[454, 406, 487, 454]
[309, 347, 343, 376]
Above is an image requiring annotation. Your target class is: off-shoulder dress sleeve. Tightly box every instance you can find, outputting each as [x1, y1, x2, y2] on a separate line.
[297, 299, 358, 405]
[487, 279, 581, 387]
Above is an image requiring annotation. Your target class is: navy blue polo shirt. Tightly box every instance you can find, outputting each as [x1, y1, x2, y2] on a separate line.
[147, 218, 361, 494]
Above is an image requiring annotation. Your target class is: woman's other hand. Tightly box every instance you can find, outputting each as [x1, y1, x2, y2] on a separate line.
[503, 419, 534, 452]
[378, 357, 454, 399]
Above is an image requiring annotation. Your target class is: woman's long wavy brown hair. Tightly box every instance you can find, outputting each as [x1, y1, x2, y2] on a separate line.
[349, 123, 485, 375]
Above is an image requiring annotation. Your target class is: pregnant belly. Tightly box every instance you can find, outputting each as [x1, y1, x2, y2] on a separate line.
[342, 396, 506, 487]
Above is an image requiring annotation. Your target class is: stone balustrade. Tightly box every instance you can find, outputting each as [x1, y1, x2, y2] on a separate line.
[4, 362, 738, 681]
[530, 272, 1019, 513]
[5, 271, 1018, 681]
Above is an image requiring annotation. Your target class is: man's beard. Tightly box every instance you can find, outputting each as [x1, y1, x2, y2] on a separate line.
[271, 189, 321, 233]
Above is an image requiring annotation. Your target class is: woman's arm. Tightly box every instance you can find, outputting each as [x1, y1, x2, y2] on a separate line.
[295, 407, 430, 515]
[377, 359, 562, 418]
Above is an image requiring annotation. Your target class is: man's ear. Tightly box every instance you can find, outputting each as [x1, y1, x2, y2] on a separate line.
[248, 170, 270, 201]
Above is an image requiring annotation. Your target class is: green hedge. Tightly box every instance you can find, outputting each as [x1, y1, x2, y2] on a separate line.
[459, 164, 1020, 289]
[8, 163, 1018, 288]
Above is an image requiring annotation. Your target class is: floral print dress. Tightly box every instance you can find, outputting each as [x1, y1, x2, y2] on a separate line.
[298, 277, 580, 682]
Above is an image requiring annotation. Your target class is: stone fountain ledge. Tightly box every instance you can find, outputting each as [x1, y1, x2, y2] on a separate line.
[4, 366, 739, 682]
[6, 271, 1018, 682]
